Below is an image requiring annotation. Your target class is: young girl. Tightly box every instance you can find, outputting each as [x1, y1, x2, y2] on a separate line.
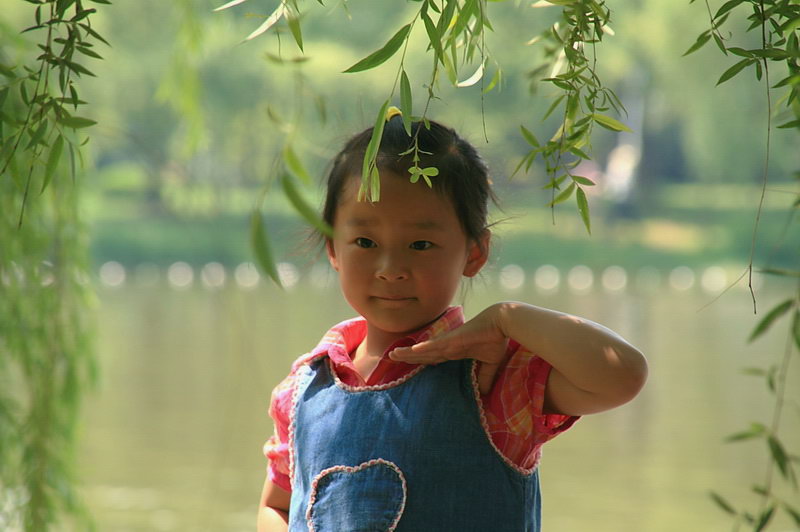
[257, 112, 648, 532]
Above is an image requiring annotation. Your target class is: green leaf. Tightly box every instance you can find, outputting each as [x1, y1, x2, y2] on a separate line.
[717, 58, 756, 85]
[482, 68, 501, 94]
[683, 32, 711, 56]
[783, 504, 800, 527]
[520, 125, 539, 147]
[250, 210, 281, 286]
[777, 119, 800, 129]
[709, 491, 737, 516]
[286, 10, 304, 52]
[421, 10, 444, 63]
[41, 134, 64, 194]
[214, 0, 249, 12]
[283, 144, 311, 184]
[547, 182, 575, 207]
[576, 186, 591, 234]
[591, 113, 632, 132]
[281, 174, 331, 236]
[360, 99, 390, 200]
[58, 115, 96, 129]
[542, 94, 565, 121]
[725, 422, 767, 442]
[792, 310, 800, 351]
[754, 505, 776, 532]
[244, 4, 286, 42]
[748, 299, 793, 342]
[714, 0, 744, 19]
[26, 121, 48, 150]
[421, 166, 438, 177]
[400, 70, 413, 136]
[344, 23, 411, 73]
[766, 435, 794, 485]
[572, 175, 595, 186]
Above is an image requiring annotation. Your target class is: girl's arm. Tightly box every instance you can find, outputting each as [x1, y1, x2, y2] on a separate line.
[389, 301, 648, 416]
[257, 477, 291, 532]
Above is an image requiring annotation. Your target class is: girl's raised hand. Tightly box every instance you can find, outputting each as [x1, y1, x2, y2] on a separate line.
[389, 305, 509, 395]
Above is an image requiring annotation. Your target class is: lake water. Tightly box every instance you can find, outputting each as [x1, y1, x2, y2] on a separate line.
[78, 269, 799, 531]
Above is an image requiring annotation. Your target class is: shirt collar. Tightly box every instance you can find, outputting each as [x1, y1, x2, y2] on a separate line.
[298, 306, 465, 368]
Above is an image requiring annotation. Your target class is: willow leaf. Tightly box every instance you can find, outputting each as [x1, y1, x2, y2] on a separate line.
[400, 70, 413, 135]
[245, 4, 286, 42]
[576, 186, 591, 234]
[250, 210, 281, 286]
[41, 134, 64, 194]
[281, 174, 331, 236]
[591, 113, 632, 132]
[214, 0, 249, 12]
[749, 299, 793, 342]
[344, 24, 411, 73]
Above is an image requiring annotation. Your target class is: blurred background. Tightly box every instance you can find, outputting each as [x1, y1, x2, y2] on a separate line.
[3, 0, 799, 530]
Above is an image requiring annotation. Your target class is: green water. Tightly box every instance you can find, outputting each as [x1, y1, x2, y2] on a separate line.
[78, 278, 799, 531]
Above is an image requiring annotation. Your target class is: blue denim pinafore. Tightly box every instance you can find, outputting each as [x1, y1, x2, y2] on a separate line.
[289, 357, 541, 531]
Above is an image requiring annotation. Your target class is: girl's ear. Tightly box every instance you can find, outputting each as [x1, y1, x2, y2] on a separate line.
[463, 230, 491, 278]
[326, 239, 339, 272]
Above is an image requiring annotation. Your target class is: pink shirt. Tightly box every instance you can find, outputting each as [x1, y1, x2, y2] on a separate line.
[264, 306, 578, 492]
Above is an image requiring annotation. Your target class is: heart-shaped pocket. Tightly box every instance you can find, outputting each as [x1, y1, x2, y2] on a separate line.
[306, 459, 407, 532]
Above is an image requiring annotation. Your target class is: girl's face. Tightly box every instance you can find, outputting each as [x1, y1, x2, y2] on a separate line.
[327, 171, 489, 342]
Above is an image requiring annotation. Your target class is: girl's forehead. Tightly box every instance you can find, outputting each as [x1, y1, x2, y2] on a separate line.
[336, 173, 459, 226]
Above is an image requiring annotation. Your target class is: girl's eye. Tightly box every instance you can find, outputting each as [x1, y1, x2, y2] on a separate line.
[355, 237, 377, 248]
[410, 240, 433, 251]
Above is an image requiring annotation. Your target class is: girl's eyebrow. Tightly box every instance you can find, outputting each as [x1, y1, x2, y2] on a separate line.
[345, 217, 444, 230]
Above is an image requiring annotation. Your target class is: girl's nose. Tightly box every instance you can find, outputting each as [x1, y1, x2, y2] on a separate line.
[376, 252, 409, 281]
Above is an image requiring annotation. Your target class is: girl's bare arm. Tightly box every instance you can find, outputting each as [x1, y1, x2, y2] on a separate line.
[389, 301, 648, 415]
[257, 477, 291, 532]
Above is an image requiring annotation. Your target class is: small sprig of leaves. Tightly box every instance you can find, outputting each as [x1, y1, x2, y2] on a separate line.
[0, 0, 110, 227]
[341, 0, 498, 201]
[519, 0, 627, 234]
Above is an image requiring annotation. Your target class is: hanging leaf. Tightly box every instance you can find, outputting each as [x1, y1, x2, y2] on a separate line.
[683, 31, 711, 56]
[709, 491, 737, 515]
[725, 422, 767, 442]
[748, 299, 793, 342]
[520, 125, 539, 147]
[41, 134, 64, 194]
[286, 10, 304, 52]
[547, 181, 575, 207]
[214, 0, 249, 12]
[281, 174, 331, 236]
[283, 144, 311, 184]
[576, 186, 591, 234]
[250, 210, 281, 286]
[360, 99, 390, 200]
[58, 115, 96, 129]
[343, 24, 411, 73]
[456, 61, 485, 87]
[783, 503, 800, 527]
[767, 435, 796, 486]
[482, 68, 501, 94]
[421, 9, 444, 63]
[400, 70, 413, 136]
[754, 506, 776, 532]
[717, 58, 756, 85]
[244, 4, 287, 42]
[590, 113, 632, 132]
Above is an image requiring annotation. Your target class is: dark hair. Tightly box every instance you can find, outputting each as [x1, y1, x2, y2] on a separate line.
[322, 115, 496, 245]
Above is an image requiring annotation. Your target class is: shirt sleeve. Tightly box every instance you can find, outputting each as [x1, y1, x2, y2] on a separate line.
[263, 372, 295, 493]
[488, 340, 579, 442]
